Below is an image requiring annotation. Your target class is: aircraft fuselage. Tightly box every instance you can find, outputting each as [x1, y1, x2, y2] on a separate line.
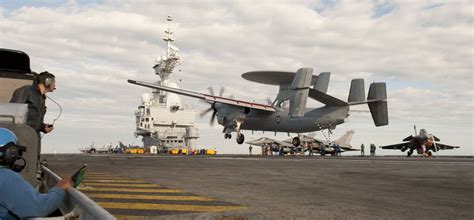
[239, 105, 350, 133]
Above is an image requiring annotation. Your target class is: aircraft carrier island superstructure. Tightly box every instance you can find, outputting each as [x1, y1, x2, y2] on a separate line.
[135, 16, 198, 152]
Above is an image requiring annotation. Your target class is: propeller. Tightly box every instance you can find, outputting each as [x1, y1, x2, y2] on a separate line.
[199, 86, 234, 126]
[200, 86, 234, 126]
[207, 87, 215, 96]
[200, 103, 218, 126]
[219, 86, 225, 96]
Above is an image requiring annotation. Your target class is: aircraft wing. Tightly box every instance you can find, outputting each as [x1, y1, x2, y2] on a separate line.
[434, 143, 460, 150]
[272, 139, 294, 148]
[246, 137, 292, 147]
[128, 80, 275, 112]
[379, 142, 410, 150]
[341, 147, 359, 151]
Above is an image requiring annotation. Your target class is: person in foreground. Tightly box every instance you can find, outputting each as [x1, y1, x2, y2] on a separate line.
[0, 128, 72, 219]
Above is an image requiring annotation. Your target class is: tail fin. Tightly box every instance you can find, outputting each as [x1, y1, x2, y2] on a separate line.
[335, 130, 355, 147]
[313, 72, 330, 93]
[289, 68, 313, 117]
[119, 141, 126, 148]
[367, 82, 388, 126]
[348, 79, 365, 103]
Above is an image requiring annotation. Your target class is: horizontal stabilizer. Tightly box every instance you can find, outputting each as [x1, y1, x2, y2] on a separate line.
[367, 82, 388, 126]
[314, 72, 330, 93]
[308, 89, 347, 106]
[348, 79, 365, 103]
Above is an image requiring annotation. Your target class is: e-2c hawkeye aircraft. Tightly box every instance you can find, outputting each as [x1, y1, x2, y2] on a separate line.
[380, 126, 460, 156]
[128, 68, 388, 145]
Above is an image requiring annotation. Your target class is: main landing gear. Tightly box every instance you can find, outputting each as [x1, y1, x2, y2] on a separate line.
[236, 133, 245, 144]
[224, 133, 245, 144]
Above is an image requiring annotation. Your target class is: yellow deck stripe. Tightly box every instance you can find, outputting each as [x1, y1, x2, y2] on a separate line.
[84, 180, 145, 183]
[98, 202, 245, 212]
[80, 187, 182, 193]
[87, 193, 215, 201]
[85, 177, 134, 180]
[83, 183, 160, 187]
[85, 175, 121, 178]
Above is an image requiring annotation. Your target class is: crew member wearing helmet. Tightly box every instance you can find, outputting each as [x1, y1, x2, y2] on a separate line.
[10, 71, 56, 135]
[0, 128, 72, 219]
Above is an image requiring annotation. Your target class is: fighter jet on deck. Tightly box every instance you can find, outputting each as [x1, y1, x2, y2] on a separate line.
[284, 130, 358, 155]
[246, 130, 357, 155]
[379, 126, 460, 156]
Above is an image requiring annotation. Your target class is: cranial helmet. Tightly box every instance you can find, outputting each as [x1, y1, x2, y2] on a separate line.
[0, 128, 26, 172]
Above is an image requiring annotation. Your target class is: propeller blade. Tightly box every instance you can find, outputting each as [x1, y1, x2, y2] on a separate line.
[199, 107, 214, 117]
[219, 86, 225, 97]
[210, 110, 217, 126]
[207, 87, 215, 96]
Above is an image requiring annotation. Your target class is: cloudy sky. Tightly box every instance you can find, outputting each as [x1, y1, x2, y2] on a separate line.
[1, 0, 472, 155]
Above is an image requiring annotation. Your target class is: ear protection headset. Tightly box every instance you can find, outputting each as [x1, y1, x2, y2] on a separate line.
[0, 128, 27, 172]
[35, 71, 55, 88]
[0, 143, 27, 172]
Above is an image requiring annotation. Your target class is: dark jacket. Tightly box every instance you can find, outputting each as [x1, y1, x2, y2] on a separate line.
[9, 84, 46, 133]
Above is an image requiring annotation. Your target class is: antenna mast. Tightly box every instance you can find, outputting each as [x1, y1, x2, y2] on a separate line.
[153, 15, 182, 84]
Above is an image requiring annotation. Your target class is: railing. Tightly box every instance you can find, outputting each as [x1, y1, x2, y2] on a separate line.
[40, 165, 116, 220]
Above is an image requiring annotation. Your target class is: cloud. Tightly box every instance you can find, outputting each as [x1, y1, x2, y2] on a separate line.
[0, 0, 472, 155]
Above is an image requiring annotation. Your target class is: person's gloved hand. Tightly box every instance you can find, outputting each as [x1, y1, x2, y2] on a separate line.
[56, 178, 72, 191]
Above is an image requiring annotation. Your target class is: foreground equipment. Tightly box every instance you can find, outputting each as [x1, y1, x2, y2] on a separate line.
[380, 125, 460, 156]
[1, 48, 115, 219]
[128, 68, 388, 145]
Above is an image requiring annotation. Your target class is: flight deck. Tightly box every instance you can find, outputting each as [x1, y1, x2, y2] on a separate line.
[45, 154, 474, 220]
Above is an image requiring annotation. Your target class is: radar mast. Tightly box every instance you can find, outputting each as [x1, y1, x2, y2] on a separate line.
[154, 15, 182, 86]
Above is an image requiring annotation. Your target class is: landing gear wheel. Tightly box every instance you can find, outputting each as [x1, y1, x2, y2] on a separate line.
[407, 149, 413, 157]
[236, 133, 245, 144]
[292, 137, 300, 147]
[224, 133, 231, 139]
[427, 151, 432, 157]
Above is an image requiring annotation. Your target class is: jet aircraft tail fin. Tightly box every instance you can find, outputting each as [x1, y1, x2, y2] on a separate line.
[335, 130, 355, 147]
